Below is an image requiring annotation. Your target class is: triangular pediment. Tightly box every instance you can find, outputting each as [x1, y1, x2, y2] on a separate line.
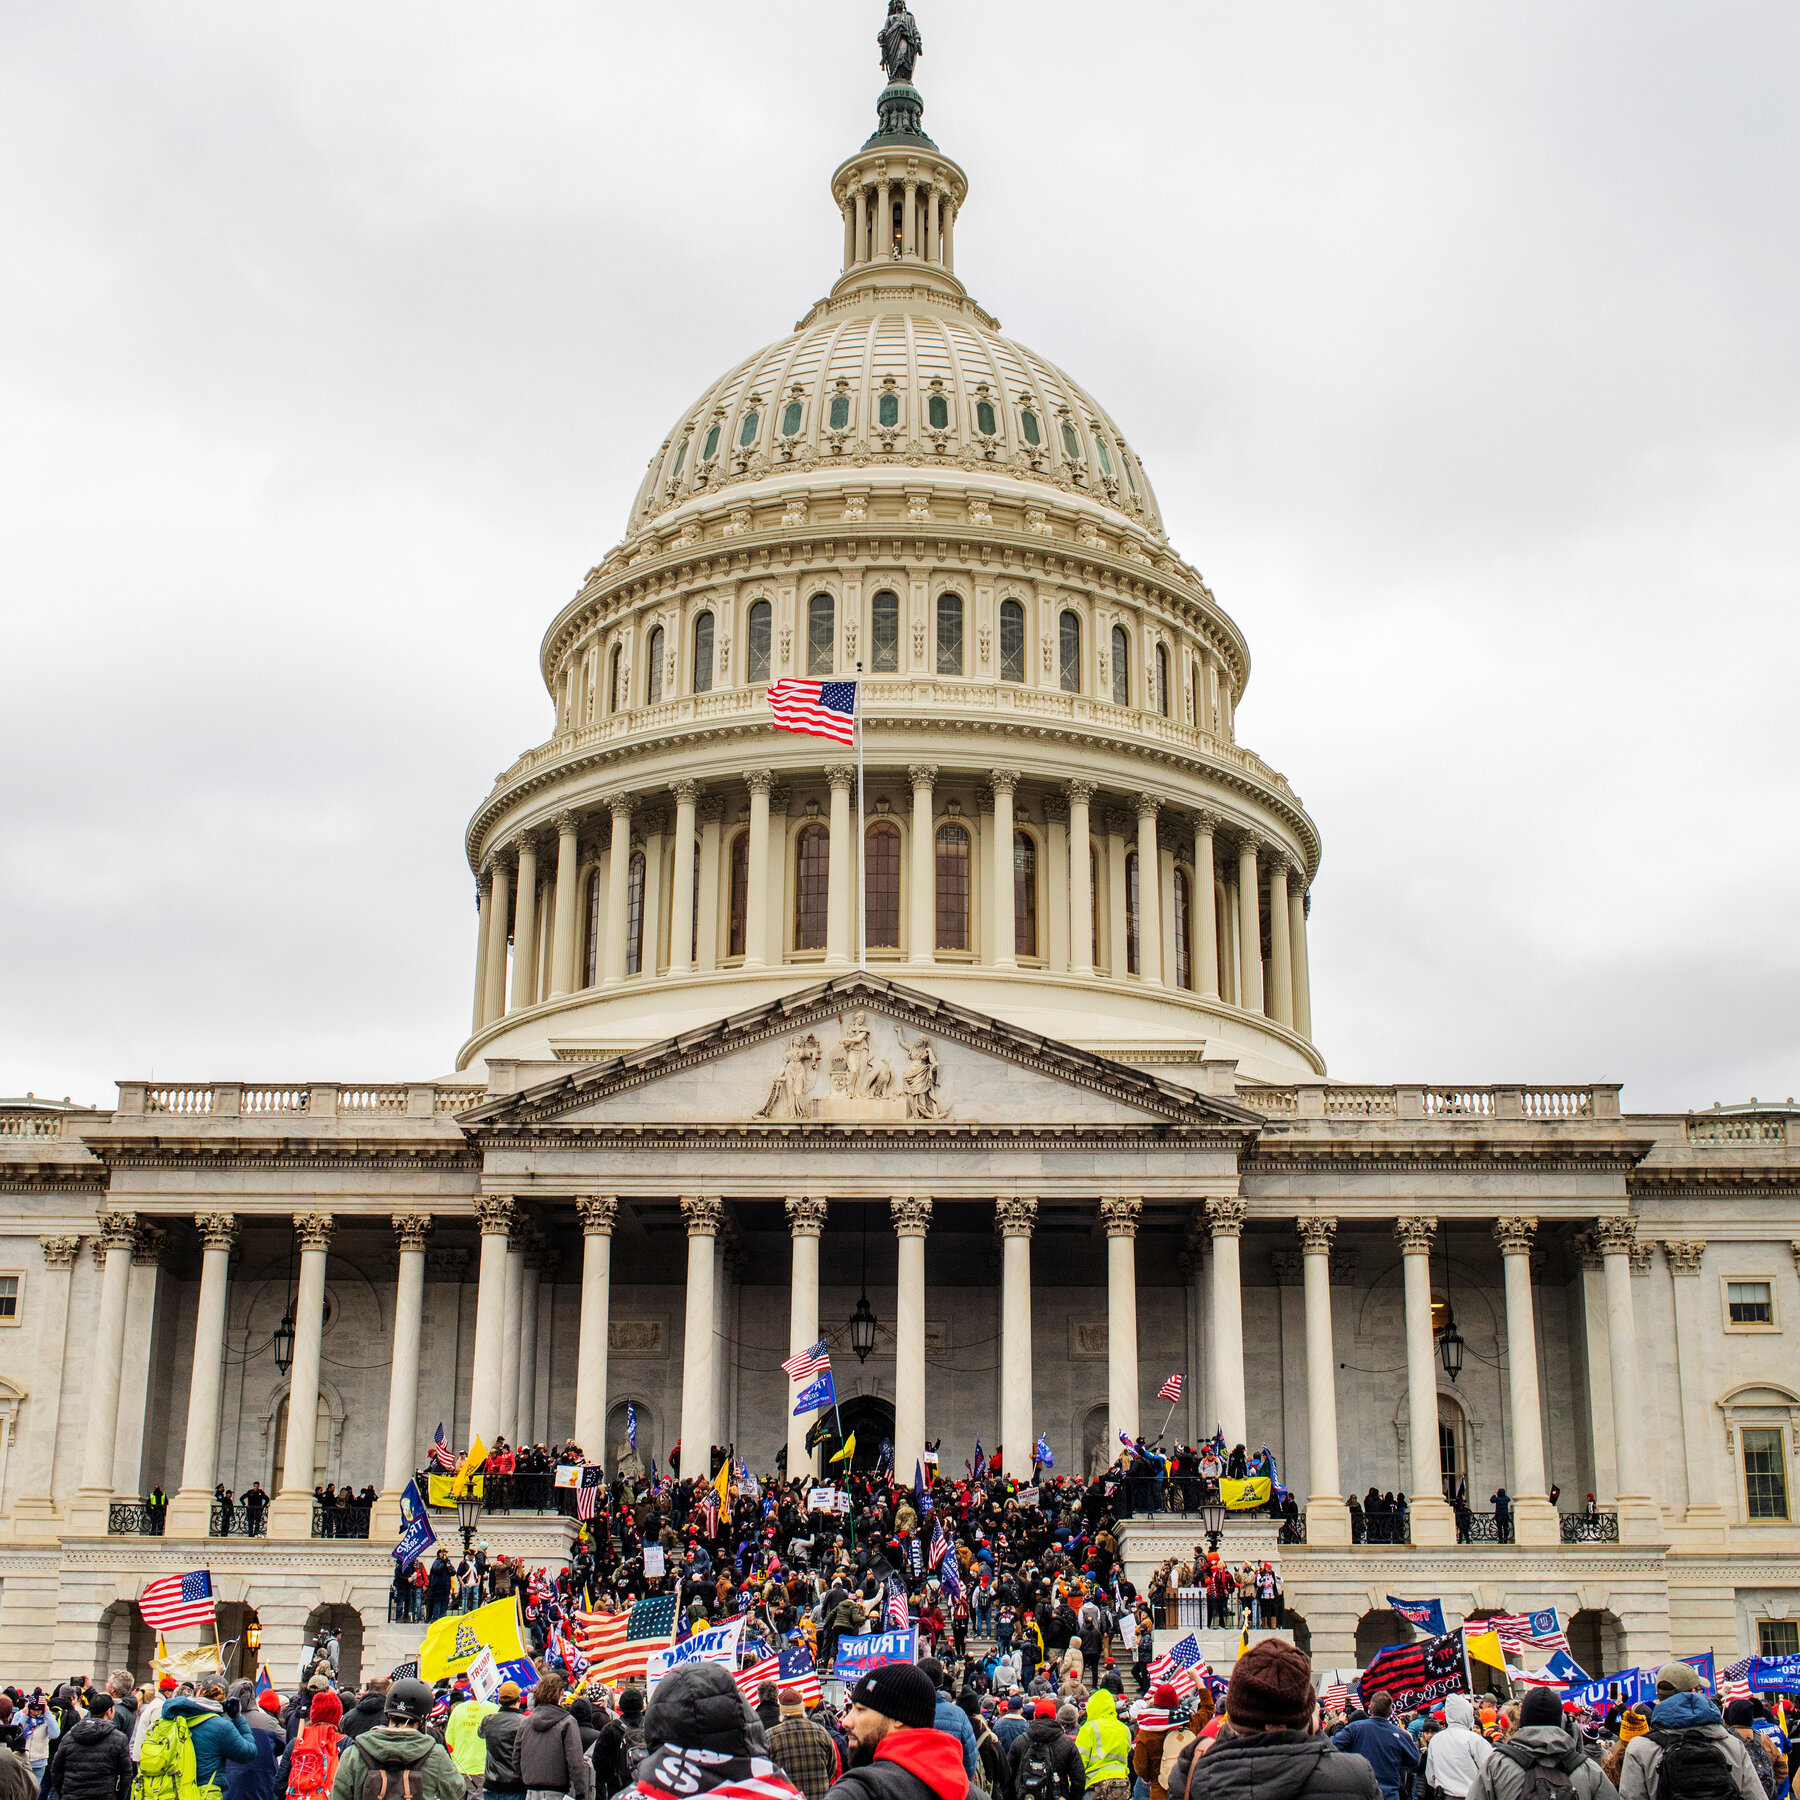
[461, 975, 1262, 1135]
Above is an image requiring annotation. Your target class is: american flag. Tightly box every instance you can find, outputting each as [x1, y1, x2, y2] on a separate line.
[1146, 1633, 1209, 1700]
[1158, 1372, 1184, 1403]
[736, 1653, 781, 1700]
[139, 1571, 216, 1633]
[767, 680, 857, 747]
[782, 1338, 832, 1382]
[1720, 1656, 1754, 1702]
[1319, 1682, 1351, 1715]
[576, 1465, 604, 1519]
[886, 1577, 911, 1631]
[570, 1594, 679, 1682]
[428, 1424, 458, 1472]
[1485, 1610, 1569, 1655]
[928, 1520, 951, 1570]
[697, 1487, 721, 1535]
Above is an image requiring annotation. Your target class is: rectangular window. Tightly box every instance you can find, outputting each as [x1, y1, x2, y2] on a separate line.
[747, 603, 772, 683]
[1743, 1428, 1789, 1520]
[795, 825, 831, 951]
[1760, 1620, 1800, 1656]
[808, 596, 835, 676]
[1013, 831, 1037, 957]
[937, 594, 964, 676]
[935, 826, 970, 952]
[1125, 850, 1140, 976]
[0, 1275, 17, 1321]
[999, 603, 1025, 683]
[871, 592, 900, 672]
[866, 825, 901, 948]
[1728, 1281, 1775, 1326]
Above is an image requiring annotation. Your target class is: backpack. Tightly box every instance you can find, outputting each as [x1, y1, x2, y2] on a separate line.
[286, 1724, 340, 1800]
[133, 1714, 206, 1800]
[1018, 1743, 1068, 1800]
[619, 1725, 649, 1787]
[1495, 1743, 1577, 1800]
[1649, 1728, 1740, 1800]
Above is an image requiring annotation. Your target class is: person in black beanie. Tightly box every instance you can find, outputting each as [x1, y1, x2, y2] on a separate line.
[631, 1665, 805, 1800]
[825, 1664, 972, 1800]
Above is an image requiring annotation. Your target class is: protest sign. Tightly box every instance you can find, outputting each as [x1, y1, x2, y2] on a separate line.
[834, 1629, 917, 1682]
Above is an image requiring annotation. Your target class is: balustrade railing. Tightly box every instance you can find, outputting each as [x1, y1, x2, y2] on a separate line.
[1236, 1087, 1298, 1116]
[1355, 1513, 1411, 1546]
[313, 1502, 373, 1539]
[0, 1114, 64, 1138]
[241, 1086, 309, 1114]
[1426, 1088, 1495, 1117]
[1522, 1088, 1594, 1118]
[211, 1501, 268, 1537]
[339, 1087, 409, 1114]
[108, 1501, 165, 1536]
[1324, 1088, 1398, 1118]
[1560, 1510, 1620, 1543]
[1459, 1510, 1515, 1544]
[145, 1085, 214, 1114]
[1686, 1115, 1785, 1145]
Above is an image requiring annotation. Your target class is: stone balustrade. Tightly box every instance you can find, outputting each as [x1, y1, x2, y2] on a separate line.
[1238, 1083, 1622, 1121]
[110, 1082, 486, 1120]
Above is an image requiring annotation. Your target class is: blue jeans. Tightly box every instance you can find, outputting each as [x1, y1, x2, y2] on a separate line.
[973, 1597, 992, 1633]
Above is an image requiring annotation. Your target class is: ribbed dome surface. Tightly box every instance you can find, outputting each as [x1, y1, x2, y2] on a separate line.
[628, 304, 1163, 536]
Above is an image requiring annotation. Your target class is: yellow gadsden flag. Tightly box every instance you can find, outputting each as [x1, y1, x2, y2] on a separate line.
[831, 1432, 857, 1465]
[1464, 1629, 1508, 1671]
[419, 1595, 528, 1683]
[714, 1460, 733, 1509]
[427, 1472, 484, 1509]
[454, 1436, 488, 1493]
[1220, 1476, 1273, 1511]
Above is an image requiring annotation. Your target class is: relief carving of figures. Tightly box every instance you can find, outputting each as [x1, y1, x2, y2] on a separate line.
[901, 1031, 948, 1119]
[835, 1011, 895, 1099]
[757, 1033, 822, 1120]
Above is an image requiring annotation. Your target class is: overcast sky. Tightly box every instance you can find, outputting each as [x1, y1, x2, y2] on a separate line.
[4, 1, 1796, 1113]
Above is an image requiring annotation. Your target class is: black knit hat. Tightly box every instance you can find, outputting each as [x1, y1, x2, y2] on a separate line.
[849, 1662, 938, 1730]
[1518, 1687, 1564, 1728]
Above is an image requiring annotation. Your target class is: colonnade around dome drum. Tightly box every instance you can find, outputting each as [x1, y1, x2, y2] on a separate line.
[466, 763, 1314, 1054]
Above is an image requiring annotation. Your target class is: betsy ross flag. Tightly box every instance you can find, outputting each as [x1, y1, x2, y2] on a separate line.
[575, 1465, 604, 1519]
[782, 1338, 832, 1382]
[776, 1647, 823, 1707]
[428, 1424, 458, 1472]
[139, 1571, 216, 1633]
[768, 679, 857, 746]
[570, 1594, 680, 1682]
[1158, 1372, 1184, 1403]
[736, 1652, 782, 1700]
[1146, 1632, 1208, 1699]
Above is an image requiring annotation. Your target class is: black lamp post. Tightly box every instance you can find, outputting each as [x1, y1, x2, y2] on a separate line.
[1435, 1234, 1465, 1384]
[456, 1486, 483, 1557]
[1200, 1497, 1227, 1553]
[848, 1206, 878, 1363]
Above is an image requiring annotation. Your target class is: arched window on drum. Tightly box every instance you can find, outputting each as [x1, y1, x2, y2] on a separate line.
[1173, 867, 1193, 990]
[808, 594, 835, 676]
[1059, 611, 1081, 693]
[865, 821, 901, 949]
[794, 822, 830, 951]
[692, 611, 715, 695]
[727, 832, 749, 959]
[607, 643, 622, 714]
[746, 600, 772, 684]
[646, 624, 665, 704]
[936, 593, 964, 676]
[935, 822, 970, 951]
[999, 599, 1025, 683]
[1125, 849, 1141, 976]
[1013, 830, 1037, 959]
[1154, 642, 1170, 717]
[582, 868, 602, 988]
[1110, 624, 1130, 707]
[871, 590, 900, 673]
[625, 851, 646, 976]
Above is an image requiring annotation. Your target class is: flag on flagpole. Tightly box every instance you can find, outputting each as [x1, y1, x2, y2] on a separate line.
[569, 1595, 680, 1683]
[575, 1466, 604, 1519]
[626, 1402, 638, 1451]
[1145, 1633, 1208, 1699]
[1033, 1434, 1054, 1469]
[139, 1572, 216, 1634]
[1158, 1373, 1184, 1403]
[830, 1432, 856, 1465]
[767, 680, 857, 746]
[428, 1424, 458, 1472]
[782, 1338, 832, 1382]
[886, 1578, 911, 1631]
[454, 1436, 487, 1495]
[777, 1647, 824, 1707]
[792, 1369, 837, 1417]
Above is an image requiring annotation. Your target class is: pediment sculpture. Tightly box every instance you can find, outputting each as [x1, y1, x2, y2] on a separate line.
[754, 1012, 948, 1122]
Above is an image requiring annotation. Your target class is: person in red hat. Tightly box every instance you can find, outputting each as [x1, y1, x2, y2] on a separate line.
[1131, 1687, 1183, 1800]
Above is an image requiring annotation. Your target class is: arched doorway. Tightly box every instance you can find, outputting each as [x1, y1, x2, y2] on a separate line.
[303, 1604, 363, 1688]
[1438, 1395, 1469, 1503]
[1354, 1609, 1415, 1665]
[814, 1396, 895, 1473]
[607, 1398, 657, 1480]
[1567, 1609, 1621, 1680]
[273, 1393, 332, 1492]
[1081, 1404, 1112, 1478]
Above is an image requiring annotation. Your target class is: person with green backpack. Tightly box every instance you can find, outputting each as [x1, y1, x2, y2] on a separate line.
[134, 1688, 255, 1800]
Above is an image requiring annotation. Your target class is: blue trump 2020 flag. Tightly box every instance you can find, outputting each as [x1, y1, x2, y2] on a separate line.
[792, 1368, 837, 1416]
[394, 1478, 436, 1566]
[1386, 1596, 1447, 1637]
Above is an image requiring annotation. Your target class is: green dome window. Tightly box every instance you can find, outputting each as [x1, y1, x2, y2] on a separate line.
[1062, 420, 1082, 461]
[928, 394, 949, 430]
[781, 401, 803, 437]
[1021, 409, 1041, 447]
[1095, 436, 1114, 477]
[671, 439, 687, 479]
[829, 394, 851, 430]
[976, 400, 997, 435]
[703, 424, 721, 460]
[878, 392, 900, 428]
[739, 410, 760, 448]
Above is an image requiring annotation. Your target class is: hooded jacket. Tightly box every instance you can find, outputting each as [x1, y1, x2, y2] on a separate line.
[825, 1728, 971, 1800]
[1328, 1718, 1420, 1800]
[1170, 1731, 1380, 1800]
[480, 1706, 528, 1791]
[931, 1698, 978, 1780]
[330, 1727, 464, 1800]
[160, 1699, 257, 1791]
[224, 1705, 282, 1800]
[1007, 1716, 1087, 1800]
[47, 1715, 131, 1800]
[518, 1704, 595, 1800]
[1618, 1694, 1761, 1800]
[1423, 1699, 1492, 1800]
[1463, 1726, 1614, 1800]
[339, 1694, 389, 1744]
[1075, 1694, 1129, 1785]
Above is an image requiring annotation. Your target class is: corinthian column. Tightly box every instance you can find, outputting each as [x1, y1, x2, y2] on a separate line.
[574, 1198, 618, 1460]
[167, 1214, 240, 1536]
[1235, 837, 1262, 1014]
[468, 1198, 517, 1448]
[603, 794, 634, 985]
[786, 1198, 828, 1479]
[1289, 883, 1313, 1039]
[997, 1197, 1037, 1477]
[1493, 1216, 1556, 1543]
[511, 837, 540, 1011]
[909, 766, 937, 964]
[1193, 812, 1220, 999]
[826, 765, 856, 964]
[1068, 781, 1096, 976]
[1206, 1199, 1247, 1446]
[990, 772, 1020, 967]
[15, 1236, 80, 1521]
[1395, 1216, 1456, 1545]
[68, 1212, 137, 1529]
[483, 856, 512, 1026]
[1101, 1198, 1142, 1445]
[745, 772, 773, 969]
[679, 1196, 723, 1479]
[1298, 1218, 1349, 1543]
[1135, 796, 1163, 986]
[270, 1212, 334, 1538]
[548, 812, 582, 996]
[668, 782, 699, 976]
[1266, 854, 1294, 1027]
[1594, 1217, 1659, 1540]
[892, 1197, 931, 1477]
[373, 1213, 433, 1538]
[472, 875, 493, 1033]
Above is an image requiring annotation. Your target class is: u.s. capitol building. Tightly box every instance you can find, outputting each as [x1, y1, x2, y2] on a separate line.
[3, 10, 1796, 1694]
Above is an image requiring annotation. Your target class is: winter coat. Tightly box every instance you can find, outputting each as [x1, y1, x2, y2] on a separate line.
[1618, 1695, 1761, 1800]
[1464, 1728, 1616, 1800]
[1170, 1731, 1380, 1800]
[223, 1710, 281, 1800]
[480, 1707, 528, 1791]
[46, 1717, 130, 1800]
[159, 1700, 257, 1792]
[0, 1747, 37, 1800]
[1423, 1699, 1493, 1800]
[338, 1696, 388, 1745]
[932, 1699, 978, 1780]
[1328, 1719, 1420, 1800]
[825, 1728, 971, 1800]
[331, 1730, 462, 1800]
[517, 1705, 594, 1800]
[1075, 1694, 1129, 1786]
[1006, 1718, 1087, 1800]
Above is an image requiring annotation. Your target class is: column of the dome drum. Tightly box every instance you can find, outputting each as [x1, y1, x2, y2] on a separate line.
[1194, 811, 1220, 999]
[1135, 791, 1163, 986]
[908, 765, 936, 965]
[1067, 780, 1095, 976]
[989, 769, 1018, 969]
[744, 771, 772, 970]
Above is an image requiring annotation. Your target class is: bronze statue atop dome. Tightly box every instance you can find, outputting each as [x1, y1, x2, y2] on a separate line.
[878, 0, 922, 86]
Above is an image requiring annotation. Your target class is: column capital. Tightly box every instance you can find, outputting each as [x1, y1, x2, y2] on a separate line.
[697, 794, 727, 824]
[552, 810, 580, 836]
[391, 1212, 436, 1252]
[196, 1213, 241, 1252]
[1591, 1217, 1637, 1257]
[477, 870, 493, 899]
[1627, 1239, 1656, 1275]
[890, 1196, 933, 1236]
[1134, 791, 1162, 820]
[786, 1196, 829, 1237]
[1265, 850, 1291, 879]
[826, 764, 857, 791]
[995, 1195, 1037, 1238]
[988, 769, 1021, 797]
[974, 785, 995, 815]
[1041, 792, 1069, 825]
[1492, 1215, 1538, 1255]
[1205, 1197, 1247, 1239]
[1067, 779, 1098, 805]
[1393, 1214, 1438, 1255]
[681, 1194, 725, 1237]
[1237, 833, 1262, 861]
[908, 763, 938, 792]
[605, 791, 636, 820]
[1195, 809, 1222, 835]
[577, 1195, 619, 1236]
[745, 769, 774, 796]
[39, 1234, 82, 1269]
[293, 1211, 335, 1252]
[669, 779, 700, 807]
[94, 1210, 138, 1251]
[638, 806, 668, 837]
[1570, 1231, 1604, 1272]
[1297, 1216, 1338, 1255]
[1099, 1196, 1142, 1239]
[475, 1197, 520, 1237]
[1663, 1238, 1706, 1274]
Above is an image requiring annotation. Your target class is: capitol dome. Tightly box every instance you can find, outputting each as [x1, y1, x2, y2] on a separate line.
[459, 48, 1324, 1086]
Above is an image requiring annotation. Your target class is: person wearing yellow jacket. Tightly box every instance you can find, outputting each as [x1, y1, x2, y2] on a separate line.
[446, 1685, 498, 1793]
[1076, 1690, 1131, 1800]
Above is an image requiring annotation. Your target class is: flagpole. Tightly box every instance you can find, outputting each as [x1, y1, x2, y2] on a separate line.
[855, 663, 866, 968]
